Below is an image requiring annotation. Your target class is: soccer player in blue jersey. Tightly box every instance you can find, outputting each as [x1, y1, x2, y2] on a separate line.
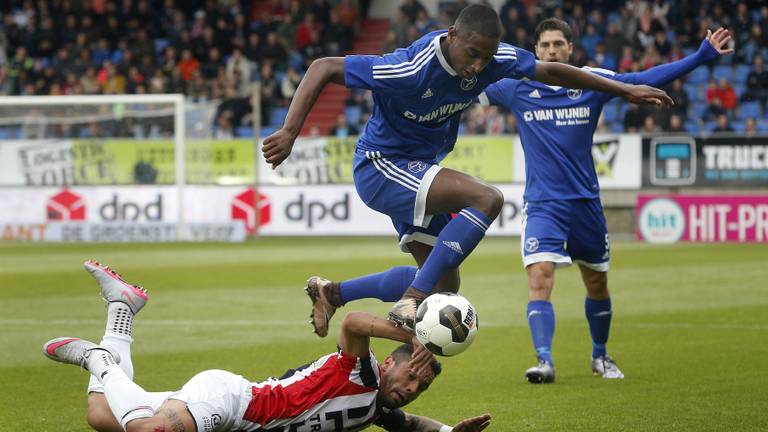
[263, 5, 672, 334]
[474, 19, 733, 383]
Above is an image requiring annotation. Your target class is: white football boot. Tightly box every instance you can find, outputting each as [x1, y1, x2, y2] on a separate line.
[43, 337, 120, 371]
[592, 355, 625, 379]
[525, 359, 556, 384]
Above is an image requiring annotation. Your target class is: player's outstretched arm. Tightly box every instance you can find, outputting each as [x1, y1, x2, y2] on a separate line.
[339, 311, 417, 357]
[262, 57, 345, 169]
[618, 28, 732, 89]
[534, 61, 674, 106]
[384, 412, 492, 432]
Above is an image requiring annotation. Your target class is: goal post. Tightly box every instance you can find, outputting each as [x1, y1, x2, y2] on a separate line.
[0, 94, 195, 240]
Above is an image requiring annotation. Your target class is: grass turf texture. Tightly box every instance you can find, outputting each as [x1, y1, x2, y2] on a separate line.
[1, 238, 766, 431]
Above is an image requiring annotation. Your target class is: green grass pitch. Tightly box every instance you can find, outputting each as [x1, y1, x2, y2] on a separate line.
[1, 238, 766, 431]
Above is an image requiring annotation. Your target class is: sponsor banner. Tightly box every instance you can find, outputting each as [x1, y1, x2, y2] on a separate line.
[258, 136, 515, 185]
[0, 139, 256, 186]
[255, 184, 525, 236]
[513, 134, 641, 189]
[642, 135, 768, 187]
[1, 184, 526, 240]
[636, 195, 768, 243]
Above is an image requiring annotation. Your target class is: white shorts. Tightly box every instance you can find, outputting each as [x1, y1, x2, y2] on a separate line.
[168, 369, 253, 432]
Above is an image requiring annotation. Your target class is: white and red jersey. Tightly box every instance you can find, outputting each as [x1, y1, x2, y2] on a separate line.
[241, 350, 381, 431]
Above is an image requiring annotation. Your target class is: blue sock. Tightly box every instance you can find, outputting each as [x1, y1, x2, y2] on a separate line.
[340, 266, 417, 303]
[585, 297, 612, 358]
[411, 208, 491, 294]
[527, 300, 555, 365]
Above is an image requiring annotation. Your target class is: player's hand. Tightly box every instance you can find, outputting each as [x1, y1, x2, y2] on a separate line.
[262, 128, 297, 169]
[408, 336, 434, 381]
[623, 84, 674, 107]
[452, 413, 492, 432]
[705, 27, 734, 56]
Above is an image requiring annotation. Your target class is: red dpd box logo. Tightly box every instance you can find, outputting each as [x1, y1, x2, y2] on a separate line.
[231, 188, 270, 234]
[47, 189, 86, 221]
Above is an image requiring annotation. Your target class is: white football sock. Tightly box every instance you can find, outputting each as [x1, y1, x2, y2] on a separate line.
[90, 357, 154, 430]
[88, 303, 135, 394]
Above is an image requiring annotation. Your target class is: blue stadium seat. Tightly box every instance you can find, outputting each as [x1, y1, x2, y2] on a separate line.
[260, 125, 278, 137]
[687, 66, 710, 85]
[757, 119, 768, 132]
[703, 121, 717, 132]
[733, 84, 746, 98]
[713, 65, 733, 82]
[683, 83, 699, 101]
[610, 122, 624, 133]
[457, 124, 467, 135]
[603, 103, 619, 123]
[0, 128, 9, 139]
[236, 126, 254, 137]
[731, 120, 746, 133]
[734, 65, 752, 84]
[344, 106, 362, 125]
[689, 101, 708, 119]
[269, 107, 289, 126]
[684, 120, 700, 133]
[739, 101, 762, 120]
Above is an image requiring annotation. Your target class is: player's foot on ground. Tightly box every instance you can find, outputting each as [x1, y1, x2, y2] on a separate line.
[43, 337, 120, 371]
[592, 355, 624, 379]
[387, 288, 427, 331]
[84, 260, 148, 315]
[525, 359, 556, 384]
[305, 276, 339, 338]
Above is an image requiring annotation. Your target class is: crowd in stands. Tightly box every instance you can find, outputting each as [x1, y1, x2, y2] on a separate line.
[0, 0, 767, 137]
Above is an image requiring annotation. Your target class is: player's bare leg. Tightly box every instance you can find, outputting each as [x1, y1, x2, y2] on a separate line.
[524, 262, 557, 383]
[579, 265, 623, 379]
[389, 168, 502, 329]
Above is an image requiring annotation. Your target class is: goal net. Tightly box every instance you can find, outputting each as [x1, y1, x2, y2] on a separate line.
[0, 94, 256, 242]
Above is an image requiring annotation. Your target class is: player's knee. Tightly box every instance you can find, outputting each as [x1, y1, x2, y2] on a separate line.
[471, 185, 504, 219]
[86, 393, 114, 431]
[125, 418, 165, 432]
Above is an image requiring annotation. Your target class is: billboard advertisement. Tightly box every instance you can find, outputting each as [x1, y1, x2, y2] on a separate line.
[258, 136, 516, 185]
[642, 135, 768, 187]
[636, 195, 768, 243]
[0, 184, 526, 241]
[0, 139, 256, 186]
[513, 134, 642, 189]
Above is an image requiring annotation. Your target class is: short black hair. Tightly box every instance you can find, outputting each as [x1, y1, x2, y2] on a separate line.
[534, 18, 573, 45]
[454, 4, 502, 39]
[391, 344, 442, 377]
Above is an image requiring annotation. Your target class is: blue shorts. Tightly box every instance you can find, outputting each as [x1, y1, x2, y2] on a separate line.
[353, 150, 451, 252]
[521, 198, 610, 272]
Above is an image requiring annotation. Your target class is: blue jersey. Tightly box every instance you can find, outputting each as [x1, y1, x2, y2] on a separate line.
[344, 30, 537, 162]
[480, 41, 718, 201]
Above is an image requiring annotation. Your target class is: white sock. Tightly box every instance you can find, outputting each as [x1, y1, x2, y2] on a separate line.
[90, 358, 155, 430]
[88, 303, 136, 394]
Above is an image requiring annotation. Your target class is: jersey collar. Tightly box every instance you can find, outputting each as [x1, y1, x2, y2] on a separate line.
[433, 33, 458, 76]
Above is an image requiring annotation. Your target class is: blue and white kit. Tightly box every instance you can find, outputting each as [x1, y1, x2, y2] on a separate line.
[344, 30, 537, 249]
[479, 40, 719, 269]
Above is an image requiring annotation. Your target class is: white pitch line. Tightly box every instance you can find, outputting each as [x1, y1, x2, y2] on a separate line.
[1, 319, 766, 331]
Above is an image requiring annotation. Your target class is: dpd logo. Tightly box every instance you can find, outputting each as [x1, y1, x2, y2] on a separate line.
[638, 198, 685, 243]
[231, 188, 271, 234]
[286, 193, 349, 228]
[47, 189, 86, 221]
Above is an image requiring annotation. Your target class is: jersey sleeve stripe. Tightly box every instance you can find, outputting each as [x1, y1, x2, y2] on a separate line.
[582, 66, 616, 76]
[494, 55, 517, 60]
[478, 92, 490, 106]
[372, 45, 435, 70]
[373, 52, 435, 79]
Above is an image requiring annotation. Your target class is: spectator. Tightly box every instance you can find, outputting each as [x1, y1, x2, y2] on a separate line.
[667, 114, 685, 132]
[642, 116, 660, 134]
[745, 117, 758, 136]
[300, 31, 325, 70]
[295, 13, 320, 51]
[666, 79, 689, 120]
[259, 62, 280, 125]
[713, 113, 734, 132]
[178, 49, 200, 81]
[744, 56, 768, 107]
[259, 32, 288, 68]
[414, 9, 437, 36]
[330, 113, 359, 137]
[280, 67, 303, 100]
[277, 14, 298, 50]
[243, 33, 262, 64]
[623, 104, 645, 132]
[226, 48, 253, 97]
[400, 0, 427, 24]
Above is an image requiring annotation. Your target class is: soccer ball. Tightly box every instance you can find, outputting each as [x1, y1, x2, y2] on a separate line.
[414, 293, 478, 356]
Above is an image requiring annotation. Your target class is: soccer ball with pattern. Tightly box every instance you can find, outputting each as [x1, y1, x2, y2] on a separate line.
[414, 293, 478, 356]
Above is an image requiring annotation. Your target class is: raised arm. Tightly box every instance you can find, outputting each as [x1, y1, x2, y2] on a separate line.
[262, 57, 345, 169]
[618, 28, 731, 88]
[534, 61, 674, 106]
[339, 311, 416, 358]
